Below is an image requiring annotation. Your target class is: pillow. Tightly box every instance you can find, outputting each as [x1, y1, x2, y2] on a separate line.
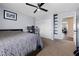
[23, 27, 28, 32]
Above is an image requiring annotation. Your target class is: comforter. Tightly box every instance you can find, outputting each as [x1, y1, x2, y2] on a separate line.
[0, 32, 43, 56]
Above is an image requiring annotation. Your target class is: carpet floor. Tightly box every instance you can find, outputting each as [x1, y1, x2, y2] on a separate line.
[37, 38, 75, 56]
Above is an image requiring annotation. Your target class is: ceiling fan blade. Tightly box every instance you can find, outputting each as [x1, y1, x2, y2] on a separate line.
[26, 3, 37, 8]
[37, 3, 40, 6]
[34, 9, 37, 13]
[40, 8, 48, 12]
[39, 3, 45, 7]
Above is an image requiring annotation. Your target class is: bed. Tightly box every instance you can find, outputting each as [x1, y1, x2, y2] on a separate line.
[0, 30, 43, 56]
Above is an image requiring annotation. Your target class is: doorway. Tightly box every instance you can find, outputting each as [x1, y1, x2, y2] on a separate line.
[62, 17, 74, 41]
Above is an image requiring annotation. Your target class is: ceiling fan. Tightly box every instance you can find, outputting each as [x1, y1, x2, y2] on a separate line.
[26, 3, 48, 13]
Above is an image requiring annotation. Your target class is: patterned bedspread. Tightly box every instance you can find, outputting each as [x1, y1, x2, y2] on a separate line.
[0, 32, 43, 56]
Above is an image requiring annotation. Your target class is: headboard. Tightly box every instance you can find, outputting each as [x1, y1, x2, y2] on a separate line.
[0, 29, 23, 31]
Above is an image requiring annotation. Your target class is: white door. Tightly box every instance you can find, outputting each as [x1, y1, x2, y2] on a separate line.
[73, 15, 76, 47]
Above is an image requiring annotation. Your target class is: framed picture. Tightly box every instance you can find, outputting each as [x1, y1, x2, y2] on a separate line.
[4, 10, 17, 21]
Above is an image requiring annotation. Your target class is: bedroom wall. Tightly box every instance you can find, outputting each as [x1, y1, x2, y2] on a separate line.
[0, 5, 35, 30]
[35, 11, 76, 41]
[35, 15, 53, 40]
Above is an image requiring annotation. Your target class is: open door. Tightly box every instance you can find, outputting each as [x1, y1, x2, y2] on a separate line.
[67, 17, 74, 41]
[62, 17, 74, 41]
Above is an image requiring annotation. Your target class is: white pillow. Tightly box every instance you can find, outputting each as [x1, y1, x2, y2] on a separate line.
[23, 27, 27, 32]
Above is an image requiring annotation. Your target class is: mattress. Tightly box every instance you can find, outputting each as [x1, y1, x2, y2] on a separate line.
[0, 31, 43, 56]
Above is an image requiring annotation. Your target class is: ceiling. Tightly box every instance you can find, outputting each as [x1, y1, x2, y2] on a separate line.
[0, 3, 79, 19]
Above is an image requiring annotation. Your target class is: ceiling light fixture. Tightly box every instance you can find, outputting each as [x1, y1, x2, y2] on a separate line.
[37, 9, 40, 11]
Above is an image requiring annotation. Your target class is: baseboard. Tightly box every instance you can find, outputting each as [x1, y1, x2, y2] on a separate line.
[41, 37, 51, 40]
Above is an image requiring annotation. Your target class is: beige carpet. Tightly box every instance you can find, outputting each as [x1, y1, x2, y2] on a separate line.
[37, 38, 75, 56]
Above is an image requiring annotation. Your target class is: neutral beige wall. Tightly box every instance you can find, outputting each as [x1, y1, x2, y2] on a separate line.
[67, 17, 73, 38]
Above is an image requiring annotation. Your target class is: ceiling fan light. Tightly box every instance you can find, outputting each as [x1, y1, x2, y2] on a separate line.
[37, 9, 40, 11]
